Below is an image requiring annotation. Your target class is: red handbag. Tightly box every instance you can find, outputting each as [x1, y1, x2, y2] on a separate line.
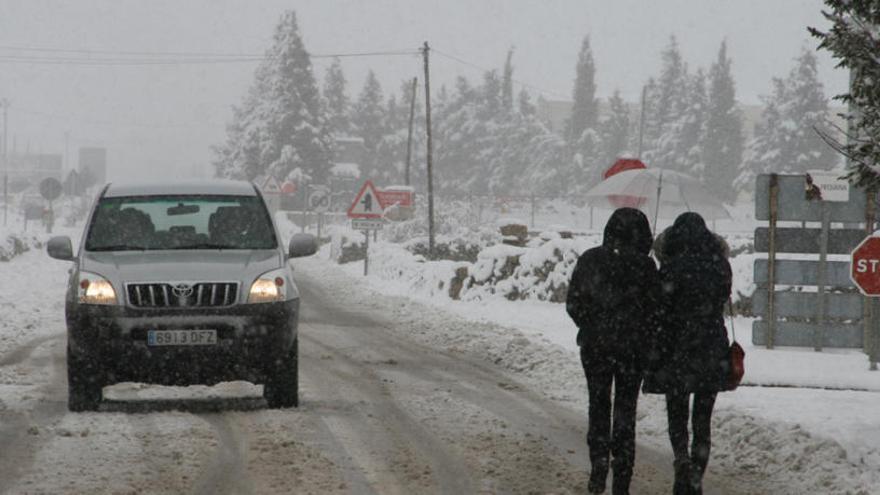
[726, 296, 745, 391]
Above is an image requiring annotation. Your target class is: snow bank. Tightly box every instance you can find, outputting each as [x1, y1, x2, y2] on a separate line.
[345, 230, 753, 307]
[0, 232, 44, 262]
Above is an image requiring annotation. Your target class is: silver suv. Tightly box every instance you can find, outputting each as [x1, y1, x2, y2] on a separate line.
[47, 180, 316, 411]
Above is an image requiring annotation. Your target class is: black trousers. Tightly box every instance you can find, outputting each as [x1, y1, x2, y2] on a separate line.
[580, 347, 642, 485]
[666, 390, 717, 492]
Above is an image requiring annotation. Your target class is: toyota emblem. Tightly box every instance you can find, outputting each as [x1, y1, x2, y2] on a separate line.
[172, 283, 193, 297]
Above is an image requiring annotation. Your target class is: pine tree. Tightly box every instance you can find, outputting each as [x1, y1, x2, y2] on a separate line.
[323, 58, 350, 136]
[477, 70, 502, 121]
[744, 48, 838, 182]
[353, 71, 385, 149]
[674, 69, 708, 176]
[352, 70, 387, 178]
[566, 36, 599, 146]
[643, 36, 688, 160]
[518, 88, 536, 116]
[598, 90, 631, 169]
[810, 1, 880, 189]
[213, 10, 333, 183]
[703, 41, 744, 203]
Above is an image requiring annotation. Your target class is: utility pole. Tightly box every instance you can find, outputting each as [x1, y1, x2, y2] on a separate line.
[1, 99, 8, 227]
[422, 42, 435, 258]
[637, 85, 647, 159]
[64, 131, 70, 171]
[404, 77, 418, 187]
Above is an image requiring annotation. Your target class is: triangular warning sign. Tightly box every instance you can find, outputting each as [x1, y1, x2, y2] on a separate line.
[347, 180, 383, 219]
[262, 176, 281, 194]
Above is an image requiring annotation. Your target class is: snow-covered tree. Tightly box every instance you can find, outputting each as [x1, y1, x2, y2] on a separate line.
[518, 88, 536, 116]
[643, 36, 688, 155]
[810, 1, 880, 189]
[703, 41, 744, 203]
[566, 36, 599, 146]
[743, 48, 838, 183]
[353, 71, 386, 150]
[597, 90, 631, 169]
[323, 58, 350, 136]
[674, 69, 708, 176]
[352, 70, 387, 178]
[213, 10, 333, 183]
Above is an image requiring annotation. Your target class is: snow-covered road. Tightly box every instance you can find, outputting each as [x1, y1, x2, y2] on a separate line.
[0, 248, 864, 494]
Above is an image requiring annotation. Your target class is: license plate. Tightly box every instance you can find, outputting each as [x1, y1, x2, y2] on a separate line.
[147, 330, 217, 346]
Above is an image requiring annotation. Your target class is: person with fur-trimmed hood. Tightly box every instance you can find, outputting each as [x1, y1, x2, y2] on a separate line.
[643, 212, 732, 495]
[566, 208, 661, 494]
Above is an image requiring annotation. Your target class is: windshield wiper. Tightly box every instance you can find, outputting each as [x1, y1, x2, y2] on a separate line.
[88, 245, 146, 251]
[171, 243, 238, 250]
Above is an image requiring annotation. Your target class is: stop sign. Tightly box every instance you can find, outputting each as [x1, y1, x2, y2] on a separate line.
[851, 235, 880, 296]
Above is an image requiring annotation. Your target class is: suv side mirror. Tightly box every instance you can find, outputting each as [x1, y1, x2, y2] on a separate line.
[288, 233, 317, 258]
[47, 236, 74, 261]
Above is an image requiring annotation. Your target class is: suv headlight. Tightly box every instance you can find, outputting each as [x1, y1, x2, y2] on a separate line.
[78, 271, 118, 305]
[248, 269, 289, 304]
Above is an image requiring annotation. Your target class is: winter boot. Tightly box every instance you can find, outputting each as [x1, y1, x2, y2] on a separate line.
[611, 472, 631, 495]
[587, 461, 608, 494]
[672, 458, 693, 495]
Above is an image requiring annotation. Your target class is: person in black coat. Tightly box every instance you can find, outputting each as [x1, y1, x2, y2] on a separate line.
[642, 212, 732, 495]
[566, 208, 661, 495]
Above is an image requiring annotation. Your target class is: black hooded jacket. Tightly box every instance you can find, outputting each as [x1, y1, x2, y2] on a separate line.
[566, 208, 661, 361]
[643, 212, 732, 394]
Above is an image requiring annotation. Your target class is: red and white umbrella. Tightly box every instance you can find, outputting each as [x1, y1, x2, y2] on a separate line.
[584, 165, 730, 231]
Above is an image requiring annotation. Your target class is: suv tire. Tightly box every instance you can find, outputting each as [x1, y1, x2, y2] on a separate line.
[67, 346, 103, 412]
[264, 339, 298, 408]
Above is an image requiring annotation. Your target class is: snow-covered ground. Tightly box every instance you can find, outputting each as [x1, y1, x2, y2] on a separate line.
[308, 209, 880, 494]
[1, 207, 877, 493]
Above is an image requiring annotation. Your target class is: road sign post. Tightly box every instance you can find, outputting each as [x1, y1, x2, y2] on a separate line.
[39, 178, 62, 234]
[348, 180, 384, 276]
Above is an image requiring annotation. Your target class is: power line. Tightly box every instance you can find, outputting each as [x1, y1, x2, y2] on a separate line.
[0, 46, 419, 66]
[11, 106, 225, 129]
[431, 47, 569, 100]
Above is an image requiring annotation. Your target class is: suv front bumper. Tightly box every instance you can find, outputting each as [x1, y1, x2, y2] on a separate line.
[66, 298, 299, 386]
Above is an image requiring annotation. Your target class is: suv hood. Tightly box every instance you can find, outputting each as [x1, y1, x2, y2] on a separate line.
[81, 250, 283, 285]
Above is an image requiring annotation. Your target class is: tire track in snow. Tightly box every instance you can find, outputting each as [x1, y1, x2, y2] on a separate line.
[0, 333, 63, 368]
[302, 335, 475, 495]
[0, 338, 68, 493]
[194, 412, 254, 495]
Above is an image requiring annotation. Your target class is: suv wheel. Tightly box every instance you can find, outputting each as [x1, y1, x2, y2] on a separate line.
[264, 339, 298, 408]
[67, 346, 103, 412]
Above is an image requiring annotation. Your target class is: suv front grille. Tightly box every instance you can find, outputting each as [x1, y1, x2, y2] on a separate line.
[127, 282, 239, 308]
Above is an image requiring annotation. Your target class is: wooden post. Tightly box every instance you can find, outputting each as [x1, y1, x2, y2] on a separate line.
[422, 42, 436, 259]
[530, 194, 536, 230]
[301, 184, 309, 233]
[363, 230, 369, 276]
[767, 174, 779, 349]
[864, 189, 875, 361]
[815, 203, 830, 352]
[869, 189, 879, 371]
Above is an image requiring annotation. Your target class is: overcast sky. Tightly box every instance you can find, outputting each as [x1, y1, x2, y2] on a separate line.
[0, 0, 848, 182]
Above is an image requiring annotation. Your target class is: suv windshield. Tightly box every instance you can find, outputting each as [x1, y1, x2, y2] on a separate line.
[85, 195, 277, 251]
